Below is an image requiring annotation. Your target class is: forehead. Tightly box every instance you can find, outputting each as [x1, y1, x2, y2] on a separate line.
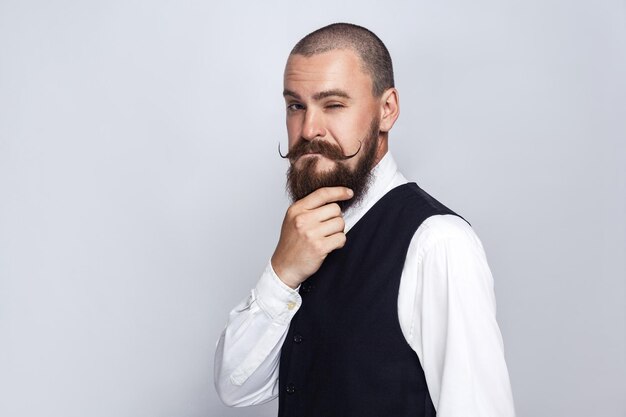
[283, 49, 373, 98]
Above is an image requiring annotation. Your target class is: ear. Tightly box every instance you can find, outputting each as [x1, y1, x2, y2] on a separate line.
[379, 88, 400, 133]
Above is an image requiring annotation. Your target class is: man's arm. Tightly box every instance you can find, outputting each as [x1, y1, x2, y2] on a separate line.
[214, 261, 301, 406]
[400, 214, 516, 417]
[214, 186, 352, 406]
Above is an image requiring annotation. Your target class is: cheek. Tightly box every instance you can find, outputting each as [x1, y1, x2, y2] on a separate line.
[286, 118, 300, 145]
[327, 113, 366, 145]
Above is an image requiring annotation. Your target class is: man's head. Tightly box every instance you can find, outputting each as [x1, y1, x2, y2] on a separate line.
[290, 23, 395, 97]
[282, 23, 400, 211]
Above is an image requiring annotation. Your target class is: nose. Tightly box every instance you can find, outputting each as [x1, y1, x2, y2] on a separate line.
[301, 108, 326, 141]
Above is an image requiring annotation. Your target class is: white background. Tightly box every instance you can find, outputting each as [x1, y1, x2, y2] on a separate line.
[1, 1, 624, 416]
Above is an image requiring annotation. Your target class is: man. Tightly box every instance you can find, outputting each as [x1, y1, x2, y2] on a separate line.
[214, 23, 516, 417]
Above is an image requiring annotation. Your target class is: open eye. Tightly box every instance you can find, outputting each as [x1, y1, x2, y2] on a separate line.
[287, 103, 305, 112]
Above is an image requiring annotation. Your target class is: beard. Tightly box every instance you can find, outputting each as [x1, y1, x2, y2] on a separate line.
[286, 117, 380, 212]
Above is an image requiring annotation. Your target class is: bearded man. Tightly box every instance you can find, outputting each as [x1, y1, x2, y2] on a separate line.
[214, 23, 516, 417]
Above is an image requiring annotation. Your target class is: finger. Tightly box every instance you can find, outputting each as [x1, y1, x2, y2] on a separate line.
[300, 187, 353, 210]
[314, 216, 345, 238]
[321, 231, 347, 253]
[309, 202, 342, 222]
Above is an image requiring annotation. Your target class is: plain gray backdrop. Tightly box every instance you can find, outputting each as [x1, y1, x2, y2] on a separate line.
[1, 1, 624, 416]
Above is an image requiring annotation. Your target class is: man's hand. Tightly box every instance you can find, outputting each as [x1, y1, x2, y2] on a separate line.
[271, 187, 353, 289]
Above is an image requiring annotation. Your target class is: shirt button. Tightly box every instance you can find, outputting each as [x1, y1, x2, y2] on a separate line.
[293, 334, 303, 344]
[287, 301, 296, 310]
[286, 383, 296, 394]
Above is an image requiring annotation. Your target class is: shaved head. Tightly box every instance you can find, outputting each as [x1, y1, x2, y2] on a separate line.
[289, 23, 394, 97]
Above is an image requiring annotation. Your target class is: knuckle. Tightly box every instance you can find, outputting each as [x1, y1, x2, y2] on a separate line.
[303, 229, 315, 240]
[293, 214, 306, 230]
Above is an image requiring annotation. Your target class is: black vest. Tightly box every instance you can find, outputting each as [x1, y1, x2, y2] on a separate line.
[278, 182, 469, 417]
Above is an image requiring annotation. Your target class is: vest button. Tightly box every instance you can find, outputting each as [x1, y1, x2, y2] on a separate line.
[286, 383, 296, 394]
[293, 334, 303, 343]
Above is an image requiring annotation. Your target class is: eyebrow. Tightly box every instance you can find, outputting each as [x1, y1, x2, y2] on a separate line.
[283, 89, 351, 101]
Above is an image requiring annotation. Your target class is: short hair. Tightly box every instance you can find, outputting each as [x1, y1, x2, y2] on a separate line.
[290, 23, 394, 97]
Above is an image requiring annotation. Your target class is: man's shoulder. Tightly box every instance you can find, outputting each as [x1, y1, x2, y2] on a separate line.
[396, 182, 466, 220]
[418, 213, 474, 239]
[412, 213, 484, 257]
[380, 179, 477, 249]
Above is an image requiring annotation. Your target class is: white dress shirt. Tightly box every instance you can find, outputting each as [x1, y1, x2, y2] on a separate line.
[214, 151, 516, 416]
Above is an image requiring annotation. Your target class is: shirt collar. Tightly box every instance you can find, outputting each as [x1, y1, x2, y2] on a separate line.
[343, 151, 408, 233]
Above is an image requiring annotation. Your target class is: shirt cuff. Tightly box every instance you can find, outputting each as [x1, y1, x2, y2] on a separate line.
[254, 260, 302, 324]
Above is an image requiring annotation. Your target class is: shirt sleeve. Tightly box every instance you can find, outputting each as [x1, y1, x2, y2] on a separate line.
[213, 260, 301, 407]
[400, 215, 516, 417]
